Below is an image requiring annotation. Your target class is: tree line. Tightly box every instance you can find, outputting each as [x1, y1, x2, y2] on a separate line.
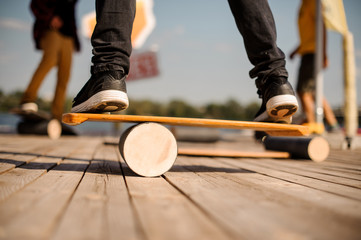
[0, 89, 260, 120]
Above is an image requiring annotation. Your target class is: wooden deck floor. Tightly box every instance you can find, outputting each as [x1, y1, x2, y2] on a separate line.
[0, 133, 360, 240]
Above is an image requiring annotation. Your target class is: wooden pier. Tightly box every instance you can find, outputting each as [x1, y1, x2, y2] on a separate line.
[0, 134, 360, 240]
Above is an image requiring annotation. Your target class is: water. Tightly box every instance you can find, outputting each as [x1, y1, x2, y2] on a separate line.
[0, 113, 19, 133]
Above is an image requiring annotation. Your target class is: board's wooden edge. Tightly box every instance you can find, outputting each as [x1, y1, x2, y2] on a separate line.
[178, 148, 290, 159]
[62, 113, 89, 126]
[62, 113, 310, 136]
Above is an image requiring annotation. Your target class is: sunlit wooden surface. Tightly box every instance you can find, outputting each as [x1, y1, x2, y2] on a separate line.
[0, 134, 360, 240]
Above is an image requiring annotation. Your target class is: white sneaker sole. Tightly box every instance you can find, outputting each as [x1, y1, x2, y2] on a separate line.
[267, 94, 298, 117]
[254, 95, 298, 124]
[21, 102, 38, 112]
[71, 90, 129, 113]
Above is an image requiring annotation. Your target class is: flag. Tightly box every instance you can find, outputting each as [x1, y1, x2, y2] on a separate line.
[322, 0, 348, 34]
[322, 0, 358, 139]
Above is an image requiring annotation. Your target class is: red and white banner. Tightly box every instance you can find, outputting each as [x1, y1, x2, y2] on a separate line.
[128, 50, 159, 81]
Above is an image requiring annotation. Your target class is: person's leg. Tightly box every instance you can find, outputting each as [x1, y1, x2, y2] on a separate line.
[227, 0, 298, 123]
[71, 0, 136, 113]
[91, 0, 136, 74]
[21, 30, 59, 111]
[52, 33, 74, 120]
[296, 54, 316, 124]
[299, 92, 315, 123]
[323, 98, 340, 131]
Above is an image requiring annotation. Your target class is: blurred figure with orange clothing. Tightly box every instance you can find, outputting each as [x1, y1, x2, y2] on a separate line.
[290, 0, 340, 133]
[20, 0, 80, 121]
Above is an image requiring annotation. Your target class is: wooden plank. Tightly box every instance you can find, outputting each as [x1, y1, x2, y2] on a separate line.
[239, 158, 361, 193]
[163, 156, 361, 239]
[62, 113, 309, 136]
[0, 138, 100, 239]
[0, 153, 36, 174]
[0, 135, 73, 174]
[0, 135, 56, 154]
[327, 150, 361, 164]
[40, 137, 89, 158]
[0, 137, 92, 202]
[1, 134, 360, 239]
[0, 159, 89, 239]
[277, 159, 360, 180]
[51, 144, 140, 240]
[316, 157, 361, 173]
[220, 158, 361, 201]
[178, 147, 290, 158]
[260, 159, 361, 184]
[0, 156, 62, 202]
[320, 164, 361, 176]
[121, 157, 232, 239]
[0, 136, 78, 174]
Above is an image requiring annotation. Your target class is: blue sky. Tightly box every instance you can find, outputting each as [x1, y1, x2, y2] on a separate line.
[0, 0, 360, 107]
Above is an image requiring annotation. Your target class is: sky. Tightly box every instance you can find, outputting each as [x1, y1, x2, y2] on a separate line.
[0, 0, 360, 108]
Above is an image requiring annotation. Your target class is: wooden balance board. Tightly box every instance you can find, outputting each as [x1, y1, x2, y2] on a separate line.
[62, 113, 310, 177]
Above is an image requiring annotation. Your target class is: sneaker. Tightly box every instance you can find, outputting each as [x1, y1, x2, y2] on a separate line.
[328, 124, 342, 134]
[254, 77, 298, 124]
[71, 70, 129, 113]
[20, 102, 38, 112]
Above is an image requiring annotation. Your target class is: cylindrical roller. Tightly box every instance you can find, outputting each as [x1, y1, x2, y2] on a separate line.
[263, 136, 329, 162]
[119, 122, 178, 177]
[17, 119, 62, 140]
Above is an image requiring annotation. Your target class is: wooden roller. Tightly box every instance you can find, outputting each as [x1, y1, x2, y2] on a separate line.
[17, 119, 62, 140]
[119, 122, 178, 177]
[263, 136, 330, 162]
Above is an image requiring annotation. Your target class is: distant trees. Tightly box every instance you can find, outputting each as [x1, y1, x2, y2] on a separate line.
[0, 90, 24, 112]
[0, 89, 61, 113]
[125, 98, 260, 120]
[0, 89, 260, 120]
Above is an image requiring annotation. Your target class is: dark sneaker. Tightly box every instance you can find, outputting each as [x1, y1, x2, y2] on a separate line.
[71, 71, 129, 113]
[254, 77, 298, 124]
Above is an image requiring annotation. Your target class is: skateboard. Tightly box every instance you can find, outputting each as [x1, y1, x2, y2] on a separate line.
[63, 113, 310, 177]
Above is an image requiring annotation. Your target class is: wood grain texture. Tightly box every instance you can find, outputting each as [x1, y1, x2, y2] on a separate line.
[164, 156, 361, 239]
[121, 158, 232, 240]
[0, 138, 101, 239]
[52, 144, 139, 240]
[178, 147, 290, 159]
[1, 135, 360, 240]
[119, 123, 178, 177]
[62, 113, 309, 136]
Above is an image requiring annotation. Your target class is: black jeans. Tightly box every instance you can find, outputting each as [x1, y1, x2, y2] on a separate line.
[91, 0, 136, 75]
[91, 0, 287, 89]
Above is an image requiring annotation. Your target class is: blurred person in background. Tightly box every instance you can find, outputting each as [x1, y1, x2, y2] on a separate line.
[20, 0, 80, 121]
[290, 0, 340, 133]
